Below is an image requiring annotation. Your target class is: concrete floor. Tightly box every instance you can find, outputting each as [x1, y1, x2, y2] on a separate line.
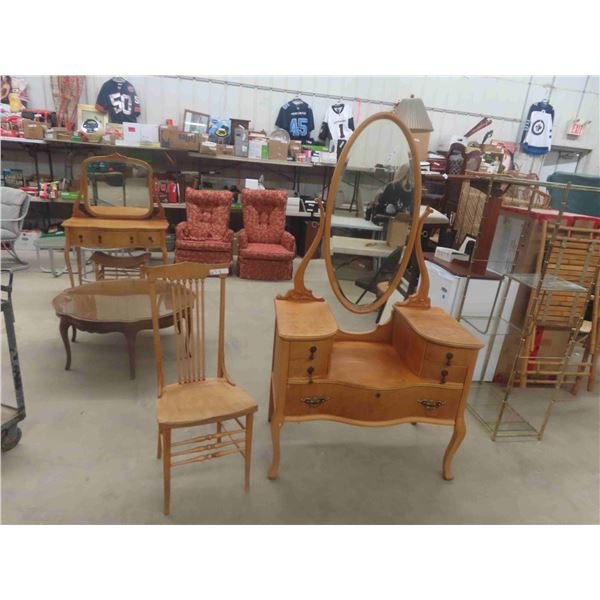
[1, 251, 599, 524]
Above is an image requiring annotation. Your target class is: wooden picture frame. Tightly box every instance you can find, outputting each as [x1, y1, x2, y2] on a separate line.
[77, 104, 108, 135]
[183, 109, 210, 135]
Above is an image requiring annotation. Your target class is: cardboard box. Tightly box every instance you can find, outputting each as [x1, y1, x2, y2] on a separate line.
[386, 217, 411, 248]
[199, 141, 217, 156]
[234, 126, 249, 157]
[216, 144, 234, 156]
[122, 123, 159, 146]
[22, 119, 47, 139]
[248, 139, 266, 159]
[268, 139, 289, 161]
[160, 126, 199, 151]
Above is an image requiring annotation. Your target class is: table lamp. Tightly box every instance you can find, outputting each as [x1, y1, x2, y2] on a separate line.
[393, 95, 434, 163]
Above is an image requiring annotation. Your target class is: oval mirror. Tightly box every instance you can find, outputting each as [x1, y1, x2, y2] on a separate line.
[80, 153, 155, 219]
[323, 112, 422, 313]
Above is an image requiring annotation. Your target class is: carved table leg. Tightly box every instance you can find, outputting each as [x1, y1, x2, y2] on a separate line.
[267, 418, 283, 480]
[71, 326, 77, 342]
[268, 382, 274, 423]
[59, 318, 72, 370]
[443, 417, 466, 481]
[124, 328, 138, 380]
[64, 239, 75, 288]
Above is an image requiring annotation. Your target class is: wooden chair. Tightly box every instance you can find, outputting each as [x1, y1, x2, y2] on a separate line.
[90, 251, 151, 280]
[145, 261, 258, 515]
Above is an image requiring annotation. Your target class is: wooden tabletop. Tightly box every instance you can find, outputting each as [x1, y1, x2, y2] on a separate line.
[62, 217, 169, 231]
[424, 253, 502, 280]
[395, 305, 484, 349]
[275, 299, 338, 340]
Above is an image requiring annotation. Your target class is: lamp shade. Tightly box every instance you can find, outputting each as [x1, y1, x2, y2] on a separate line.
[394, 95, 433, 132]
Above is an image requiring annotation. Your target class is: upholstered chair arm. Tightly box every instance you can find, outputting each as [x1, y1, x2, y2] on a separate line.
[238, 229, 249, 250]
[175, 221, 191, 239]
[280, 230, 296, 253]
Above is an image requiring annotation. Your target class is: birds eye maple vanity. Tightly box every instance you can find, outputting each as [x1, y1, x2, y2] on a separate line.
[268, 112, 483, 481]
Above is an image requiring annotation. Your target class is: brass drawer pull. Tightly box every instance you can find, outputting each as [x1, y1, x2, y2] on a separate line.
[129, 236, 135, 244]
[303, 396, 327, 407]
[418, 399, 446, 410]
[78, 234, 83, 243]
[309, 345, 317, 360]
[307, 366, 314, 384]
[446, 352, 454, 366]
[97, 235, 103, 244]
[440, 369, 448, 384]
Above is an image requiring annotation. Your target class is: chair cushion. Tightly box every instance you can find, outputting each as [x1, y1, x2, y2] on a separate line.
[239, 242, 294, 261]
[1, 228, 18, 241]
[185, 189, 233, 239]
[176, 238, 232, 252]
[1, 188, 29, 236]
[157, 378, 257, 426]
[242, 189, 287, 244]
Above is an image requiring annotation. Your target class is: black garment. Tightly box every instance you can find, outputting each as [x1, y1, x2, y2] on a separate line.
[375, 181, 413, 216]
[95, 78, 141, 124]
[275, 98, 314, 141]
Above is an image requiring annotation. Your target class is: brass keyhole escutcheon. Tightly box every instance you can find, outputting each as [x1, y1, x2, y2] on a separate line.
[78, 235, 83, 242]
[130, 236, 134, 243]
[307, 366, 315, 384]
[440, 369, 448, 384]
[375, 392, 381, 398]
[445, 352, 454, 366]
[98, 235, 102, 244]
[309, 345, 317, 360]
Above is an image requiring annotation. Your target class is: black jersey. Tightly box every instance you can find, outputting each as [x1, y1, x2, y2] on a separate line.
[95, 78, 141, 124]
[275, 98, 314, 141]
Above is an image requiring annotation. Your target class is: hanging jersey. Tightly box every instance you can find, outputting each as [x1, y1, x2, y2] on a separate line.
[321, 103, 355, 144]
[96, 78, 141, 124]
[521, 101, 554, 155]
[275, 99, 314, 141]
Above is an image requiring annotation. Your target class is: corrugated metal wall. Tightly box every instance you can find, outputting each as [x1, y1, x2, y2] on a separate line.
[17, 75, 600, 175]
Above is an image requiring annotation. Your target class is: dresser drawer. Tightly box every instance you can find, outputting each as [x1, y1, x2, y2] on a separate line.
[288, 339, 332, 379]
[420, 360, 468, 384]
[424, 343, 475, 367]
[284, 382, 462, 422]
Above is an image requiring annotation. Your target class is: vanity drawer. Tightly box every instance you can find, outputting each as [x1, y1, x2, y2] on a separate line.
[420, 361, 468, 384]
[73, 230, 139, 248]
[137, 232, 163, 248]
[284, 383, 462, 422]
[424, 343, 475, 367]
[288, 339, 332, 379]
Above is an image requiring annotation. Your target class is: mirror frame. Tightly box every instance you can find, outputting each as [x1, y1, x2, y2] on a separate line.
[79, 153, 155, 220]
[322, 112, 423, 314]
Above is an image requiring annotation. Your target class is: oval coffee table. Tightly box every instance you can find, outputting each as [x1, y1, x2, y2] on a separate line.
[52, 279, 190, 379]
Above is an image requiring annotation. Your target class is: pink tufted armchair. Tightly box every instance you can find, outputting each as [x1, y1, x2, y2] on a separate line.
[175, 189, 234, 265]
[238, 189, 295, 280]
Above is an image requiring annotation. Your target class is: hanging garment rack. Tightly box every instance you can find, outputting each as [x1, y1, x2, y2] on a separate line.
[161, 75, 524, 124]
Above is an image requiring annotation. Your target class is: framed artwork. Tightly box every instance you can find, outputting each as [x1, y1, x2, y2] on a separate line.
[183, 109, 210, 135]
[77, 104, 108, 135]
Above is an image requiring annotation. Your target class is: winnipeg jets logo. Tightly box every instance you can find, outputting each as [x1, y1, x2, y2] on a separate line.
[532, 119, 545, 135]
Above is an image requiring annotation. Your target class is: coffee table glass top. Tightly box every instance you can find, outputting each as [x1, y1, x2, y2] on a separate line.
[52, 279, 189, 323]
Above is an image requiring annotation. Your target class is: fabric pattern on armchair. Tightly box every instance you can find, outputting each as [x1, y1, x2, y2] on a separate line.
[175, 189, 234, 265]
[238, 189, 295, 280]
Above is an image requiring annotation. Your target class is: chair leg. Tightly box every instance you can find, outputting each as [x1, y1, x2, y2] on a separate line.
[244, 413, 254, 493]
[162, 427, 171, 515]
[156, 428, 162, 459]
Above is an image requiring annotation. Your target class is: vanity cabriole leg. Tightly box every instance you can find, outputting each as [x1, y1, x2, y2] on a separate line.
[443, 417, 466, 481]
[268, 417, 282, 480]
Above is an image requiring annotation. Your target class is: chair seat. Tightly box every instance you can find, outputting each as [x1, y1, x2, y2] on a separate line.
[176, 238, 232, 252]
[1, 228, 18, 241]
[158, 378, 258, 427]
[240, 242, 294, 261]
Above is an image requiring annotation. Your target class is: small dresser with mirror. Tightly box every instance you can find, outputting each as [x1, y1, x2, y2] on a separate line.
[269, 112, 484, 482]
[62, 153, 169, 286]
